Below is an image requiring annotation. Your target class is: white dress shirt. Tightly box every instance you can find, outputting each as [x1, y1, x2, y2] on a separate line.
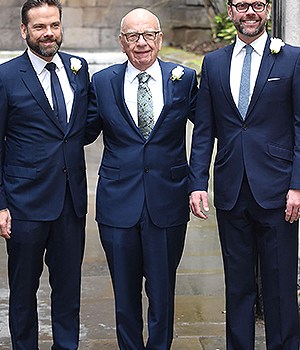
[27, 49, 74, 122]
[124, 59, 164, 126]
[230, 31, 268, 108]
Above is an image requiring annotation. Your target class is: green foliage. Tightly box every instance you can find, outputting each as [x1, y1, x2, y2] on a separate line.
[214, 12, 236, 43]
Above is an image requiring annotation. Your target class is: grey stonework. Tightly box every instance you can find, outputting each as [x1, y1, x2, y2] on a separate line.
[0, 0, 224, 51]
[284, 0, 300, 46]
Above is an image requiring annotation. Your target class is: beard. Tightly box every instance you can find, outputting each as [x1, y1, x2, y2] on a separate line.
[233, 16, 267, 38]
[26, 32, 62, 58]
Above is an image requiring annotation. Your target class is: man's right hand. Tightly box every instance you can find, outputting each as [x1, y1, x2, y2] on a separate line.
[189, 191, 209, 219]
[0, 209, 11, 239]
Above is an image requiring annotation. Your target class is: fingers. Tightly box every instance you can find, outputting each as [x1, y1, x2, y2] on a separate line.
[0, 209, 12, 239]
[285, 207, 300, 223]
[285, 189, 300, 223]
[190, 191, 209, 219]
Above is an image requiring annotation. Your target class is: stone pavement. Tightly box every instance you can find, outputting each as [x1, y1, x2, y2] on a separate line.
[0, 136, 267, 350]
[0, 50, 271, 350]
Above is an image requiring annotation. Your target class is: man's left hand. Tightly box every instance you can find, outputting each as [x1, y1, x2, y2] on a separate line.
[0, 209, 11, 239]
[285, 189, 300, 223]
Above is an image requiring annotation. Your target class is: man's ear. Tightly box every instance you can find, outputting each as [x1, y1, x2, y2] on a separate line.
[20, 23, 27, 40]
[119, 35, 126, 53]
[227, 5, 233, 21]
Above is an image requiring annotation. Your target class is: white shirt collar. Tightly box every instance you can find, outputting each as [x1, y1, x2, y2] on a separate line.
[126, 59, 161, 83]
[233, 31, 268, 57]
[27, 49, 64, 75]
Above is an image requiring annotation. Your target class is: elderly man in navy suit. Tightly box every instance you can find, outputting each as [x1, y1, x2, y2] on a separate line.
[189, 0, 300, 349]
[0, 1, 91, 349]
[87, 8, 198, 350]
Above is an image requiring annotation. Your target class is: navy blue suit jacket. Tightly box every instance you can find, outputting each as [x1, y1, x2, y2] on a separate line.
[88, 59, 198, 228]
[189, 37, 300, 210]
[0, 51, 90, 220]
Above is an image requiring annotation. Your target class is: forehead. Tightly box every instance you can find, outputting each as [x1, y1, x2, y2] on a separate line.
[27, 5, 60, 25]
[122, 12, 159, 32]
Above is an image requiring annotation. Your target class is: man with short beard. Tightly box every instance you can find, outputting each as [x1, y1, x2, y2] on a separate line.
[0, 1, 91, 349]
[189, 0, 300, 349]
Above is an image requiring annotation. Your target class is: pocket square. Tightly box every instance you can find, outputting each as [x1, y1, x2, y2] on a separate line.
[268, 77, 281, 81]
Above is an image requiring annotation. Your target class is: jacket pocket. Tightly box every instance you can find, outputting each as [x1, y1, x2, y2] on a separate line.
[4, 165, 37, 179]
[268, 143, 293, 161]
[99, 165, 120, 180]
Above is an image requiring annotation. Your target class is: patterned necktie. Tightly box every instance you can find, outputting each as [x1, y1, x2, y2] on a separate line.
[137, 72, 154, 139]
[238, 45, 254, 119]
[45, 62, 67, 131]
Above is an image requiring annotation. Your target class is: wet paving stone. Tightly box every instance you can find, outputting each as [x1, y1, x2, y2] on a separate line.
[0, 48, 282, 348]
[0, 137, 270, 350]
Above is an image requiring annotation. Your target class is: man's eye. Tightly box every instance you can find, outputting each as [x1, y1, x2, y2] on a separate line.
[144, 33, 155, 40]
[237, 3, 248, 10]
[128, 34, 138, 40]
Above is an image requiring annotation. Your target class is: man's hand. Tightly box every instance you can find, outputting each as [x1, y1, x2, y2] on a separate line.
[285, 189, 300, 223]
[0, 209, 12, 239]
[190, 191, 209, 219]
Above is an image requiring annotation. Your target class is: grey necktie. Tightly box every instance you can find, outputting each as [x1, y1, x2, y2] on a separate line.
[137, 72, 154, 139]
[238, 45, 254, 119]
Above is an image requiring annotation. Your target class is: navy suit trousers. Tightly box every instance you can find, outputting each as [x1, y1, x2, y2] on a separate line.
[99, 204, 186, 350]
[6, 186, 86, 350]
[217, 176, 300, 350]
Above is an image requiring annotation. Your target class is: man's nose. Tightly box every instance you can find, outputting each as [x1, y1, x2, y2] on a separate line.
[246, 4, 256, 14]
[137, 34, 147, 43]
[44, 26, 54, 36]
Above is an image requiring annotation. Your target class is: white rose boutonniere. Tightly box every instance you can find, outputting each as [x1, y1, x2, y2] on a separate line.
[70, 57, 82, 74]
[171, 65, 184, 81]
[270, 37, 285, 54]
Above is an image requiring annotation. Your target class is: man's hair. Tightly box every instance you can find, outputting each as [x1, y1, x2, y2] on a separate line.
[21, 0, 62, 26]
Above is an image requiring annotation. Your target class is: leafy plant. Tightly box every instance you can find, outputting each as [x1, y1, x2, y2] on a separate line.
[214, 11, 236, 43]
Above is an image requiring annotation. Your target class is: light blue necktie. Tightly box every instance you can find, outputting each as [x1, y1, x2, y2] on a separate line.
[238, 45, 254, 119]
[137, 72, 154, 139]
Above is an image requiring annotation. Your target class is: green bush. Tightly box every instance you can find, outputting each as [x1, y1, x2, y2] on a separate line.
[215, 12, 236, 43]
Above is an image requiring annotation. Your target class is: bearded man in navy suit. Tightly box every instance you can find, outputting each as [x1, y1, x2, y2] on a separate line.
[0, 1, 91, 349]
[189, 0, 300, 349]
[87, 8, 198, 350]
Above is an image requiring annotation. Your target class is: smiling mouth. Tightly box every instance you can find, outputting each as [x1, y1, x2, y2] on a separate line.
[135, 50, 150, 56]
[41, 40, 56, 45]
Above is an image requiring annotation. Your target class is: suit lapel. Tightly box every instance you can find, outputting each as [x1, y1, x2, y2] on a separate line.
[219, 44, 240, 116]
[19, 52, 62, 130]
[111, 62, 142, 137]
[148, 60, 173, 139]
[247, 37, 276, 117]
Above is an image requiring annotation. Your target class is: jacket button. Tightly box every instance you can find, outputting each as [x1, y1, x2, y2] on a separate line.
[144, 167, 149, 173]
[242, 124, 248, 130]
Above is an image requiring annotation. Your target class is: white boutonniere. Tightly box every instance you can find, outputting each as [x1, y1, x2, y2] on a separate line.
[171, 65, 184, 81]
[270, 37, 285, 54]
[70, 57, 82, 74]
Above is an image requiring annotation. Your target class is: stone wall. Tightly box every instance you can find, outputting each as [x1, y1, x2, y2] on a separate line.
[0, 0, 224, 51]
[284, 0, 300, 45]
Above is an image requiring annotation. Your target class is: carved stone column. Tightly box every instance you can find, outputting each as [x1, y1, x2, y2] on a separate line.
[273, 0, 300, 45]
